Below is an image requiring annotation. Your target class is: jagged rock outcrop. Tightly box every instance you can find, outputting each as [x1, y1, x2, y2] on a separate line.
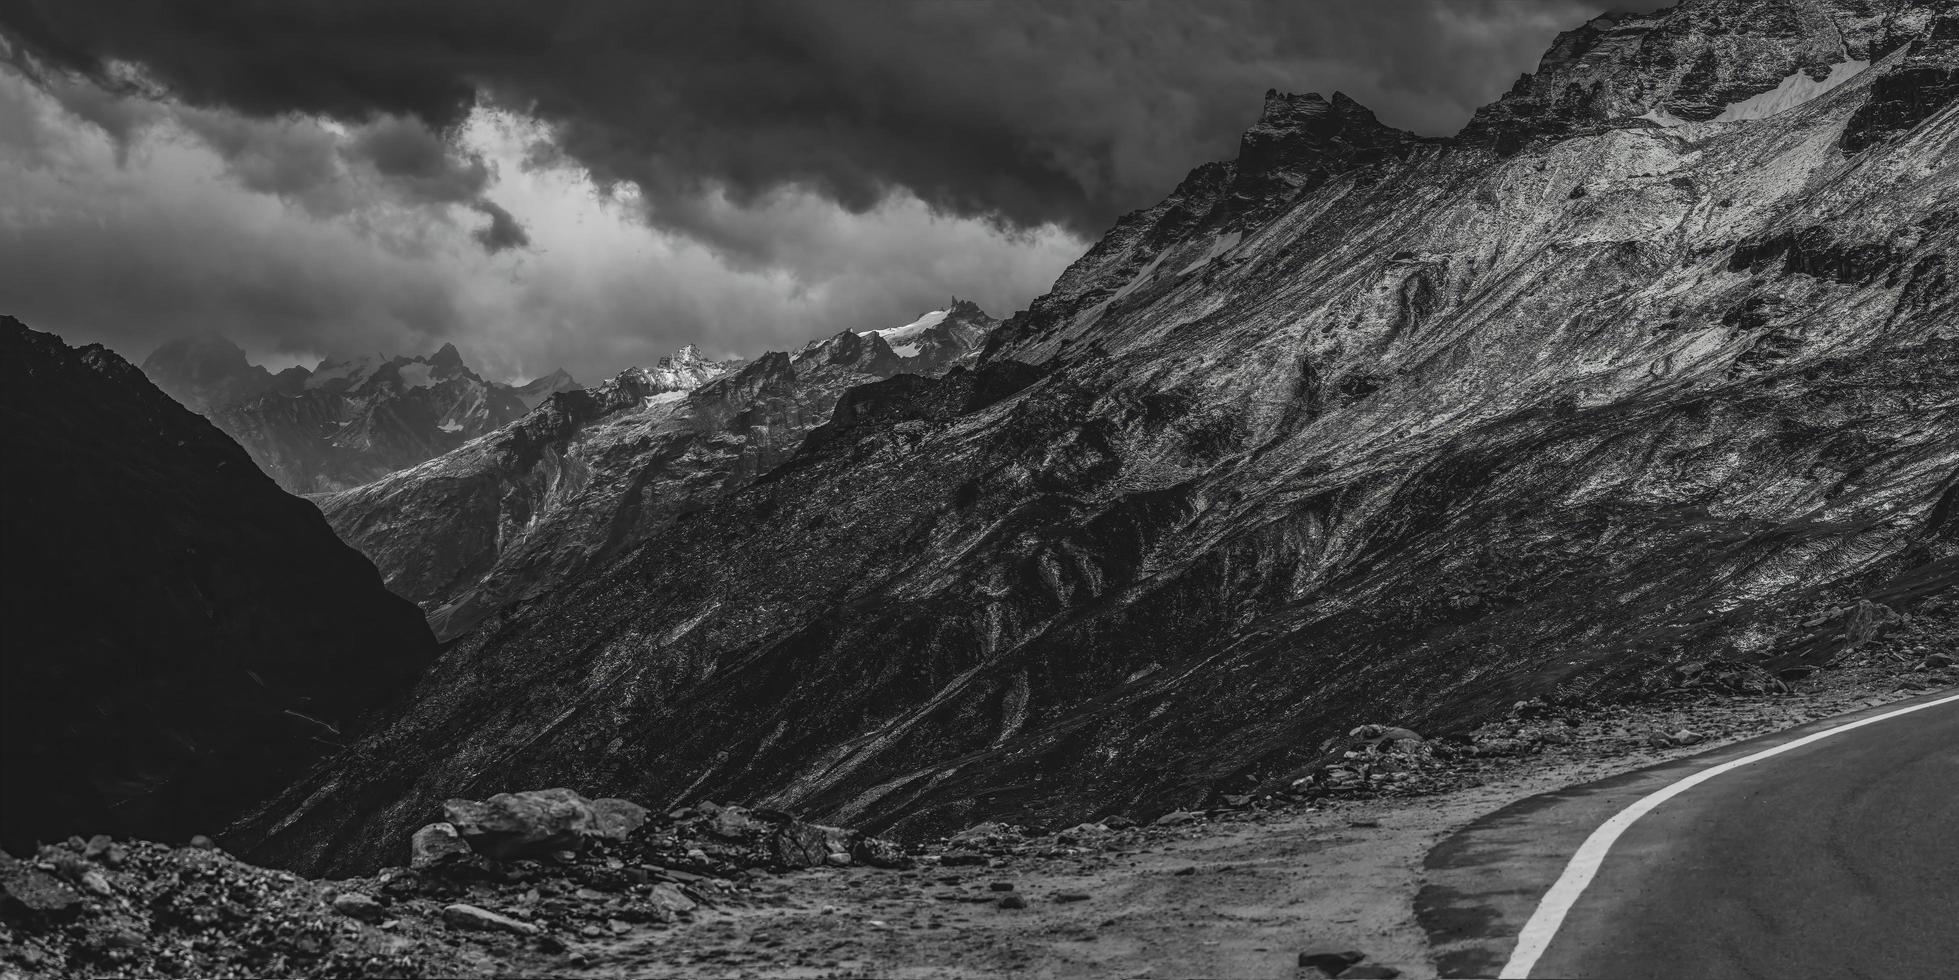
[230, 0, 1958, 876]
[0, 319, 437, 856]
[318, 312, 992, 639]
[860, 299, 1004, 374]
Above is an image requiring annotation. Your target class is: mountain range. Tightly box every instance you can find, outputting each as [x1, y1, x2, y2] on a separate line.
[142, 337, 579, 494]
[319, 299, 999, 639]
[4, 0, 1952, 886]
[201, 0, 1957, 877]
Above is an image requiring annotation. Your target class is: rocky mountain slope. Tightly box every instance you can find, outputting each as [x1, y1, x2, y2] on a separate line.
[319, 306, 997, 639]
[230, 0, 1956, 877]
[0, 318, 438, 856]
[143, 336, 577, 493]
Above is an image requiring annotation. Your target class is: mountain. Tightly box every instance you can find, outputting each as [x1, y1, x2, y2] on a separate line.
[0, 317, 438, 855]
[513, 367, 581, 410]
[230, 0, 1957, 876]
[141, 338, 560, 493]
[140, 334, 293, 414]
[1461, 0, 1949, 153]
[318, 310, 994, 640]
[858, 299, 999, 373]
[206, 343, 534, 494]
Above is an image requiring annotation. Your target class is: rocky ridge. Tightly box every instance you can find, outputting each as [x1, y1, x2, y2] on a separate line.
[1458, 0, 1945, 153]
[142, 335, 580, 494]
[0, 319, 438, 857]
[225, 0, 1958, 878]
[319, 306, 997, 639]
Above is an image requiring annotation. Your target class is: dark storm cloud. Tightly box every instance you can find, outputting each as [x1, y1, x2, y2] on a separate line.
[2, 0, 1668, 247]
[469, 199, 530, 253]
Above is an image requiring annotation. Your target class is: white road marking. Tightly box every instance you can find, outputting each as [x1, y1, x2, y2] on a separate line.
[1500, 690, 1959, 979]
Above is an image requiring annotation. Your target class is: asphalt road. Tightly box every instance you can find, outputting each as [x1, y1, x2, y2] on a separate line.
[1524, 695, 1959, 980]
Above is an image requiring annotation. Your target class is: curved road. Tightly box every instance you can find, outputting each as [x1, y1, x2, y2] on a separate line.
[1526, 694, 1958, 979]
[1419, 690, 1959, 979]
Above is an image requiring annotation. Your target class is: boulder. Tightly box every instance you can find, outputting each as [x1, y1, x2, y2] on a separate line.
[850, 835, 911, 869]
[948, 822, 1012, 846]
[646, 883, 697, 913]
[410, 822, 475, 869]
[331, 892, 387, 923]
[442, 788, 644, 860]
[589, 798, 650, 842]
[0, 854, 85, 917]
[441, 903, 540, 935]
[768, 822, 846, 869]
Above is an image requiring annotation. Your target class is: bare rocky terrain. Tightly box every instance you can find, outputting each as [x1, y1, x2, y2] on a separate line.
[3, 2, 1954, 977]
[4, 619, 1948, 979]
[228, 0, 1959, 881]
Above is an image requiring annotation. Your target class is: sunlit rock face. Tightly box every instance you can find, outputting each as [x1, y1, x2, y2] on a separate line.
[233, 0, 1957, 877]
[317, 307, 997, 640]
[0, 319, 437, 855]
[1459, 0, 1944, 153]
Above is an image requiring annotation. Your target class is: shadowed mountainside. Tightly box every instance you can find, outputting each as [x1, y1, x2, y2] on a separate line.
[0, 319, 439, 855]
[231, 0, 1958, 876]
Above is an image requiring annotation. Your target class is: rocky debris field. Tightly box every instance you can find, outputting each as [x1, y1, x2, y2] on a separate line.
[5, 640, 1950, 979]
[0, 791, 912, 980]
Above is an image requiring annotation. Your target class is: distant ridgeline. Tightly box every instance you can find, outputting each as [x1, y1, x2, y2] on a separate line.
[141, 336, 579, 494]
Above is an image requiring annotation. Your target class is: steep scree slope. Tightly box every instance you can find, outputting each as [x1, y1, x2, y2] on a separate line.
[0, 319, 438, 855]
[233, 0, 1957, 876]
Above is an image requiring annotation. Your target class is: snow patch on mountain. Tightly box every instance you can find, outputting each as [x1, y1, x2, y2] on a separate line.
[1177, 231, 1244, 276]
[866, 310, 950, 347]
[1640, 60, 1870, 126]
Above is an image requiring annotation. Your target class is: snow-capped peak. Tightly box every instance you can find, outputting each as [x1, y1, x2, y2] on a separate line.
[867, 310, 951, 347]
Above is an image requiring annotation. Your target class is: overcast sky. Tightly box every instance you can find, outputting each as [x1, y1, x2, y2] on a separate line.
[0, 0, 1659, 384]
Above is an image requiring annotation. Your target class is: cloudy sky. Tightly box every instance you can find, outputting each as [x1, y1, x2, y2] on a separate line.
[0, 0, 1657, 384]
